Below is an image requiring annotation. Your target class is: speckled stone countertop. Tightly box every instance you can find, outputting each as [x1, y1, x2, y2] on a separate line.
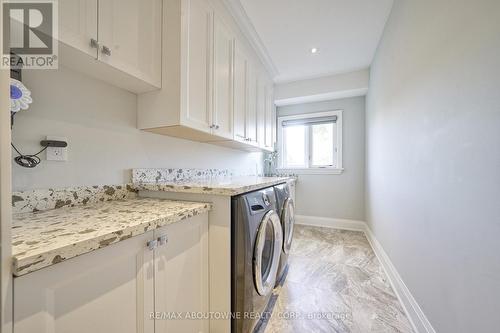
[12, 198, 211, 276]
[134, 176, 295, 196]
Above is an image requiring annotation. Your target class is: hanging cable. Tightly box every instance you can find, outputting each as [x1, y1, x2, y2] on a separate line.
[11, 142, 48, 168]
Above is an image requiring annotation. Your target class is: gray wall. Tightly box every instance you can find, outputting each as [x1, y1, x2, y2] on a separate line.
[12, 66, 263, 191]
[278, 96, 365, 221]
[366, 0, 500, 332]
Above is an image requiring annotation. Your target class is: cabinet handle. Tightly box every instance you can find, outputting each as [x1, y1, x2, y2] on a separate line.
[90, 38, 99, 49]
[158, 235, 168, 246]
[209, 124, 215, 129]
[215, 125, 220, 130]
[147, 239, 158, 251]
[101, 45, 112, 56]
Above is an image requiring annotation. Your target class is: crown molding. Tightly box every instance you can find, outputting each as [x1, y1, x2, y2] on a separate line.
[222, 0, 279, 79]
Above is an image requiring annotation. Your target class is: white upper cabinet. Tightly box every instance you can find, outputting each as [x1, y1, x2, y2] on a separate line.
[256, 73, 266, 147]
[137, 0, 274, 152]
[181, 0, 214, 133]
[246, 62, 258, 144]
[212, 15, 234, 139]
[98, 0, 162, 88]
[233, 41, 248, 143]
[58, 0, 162, 93]
[264, 81, 275, 150]
[59, 0, 98, 58]
[181, 1, 235, 139]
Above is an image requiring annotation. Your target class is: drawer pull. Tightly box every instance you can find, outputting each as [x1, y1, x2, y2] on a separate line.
[147, 239, 158, 251]
[158, 235, 168, 246]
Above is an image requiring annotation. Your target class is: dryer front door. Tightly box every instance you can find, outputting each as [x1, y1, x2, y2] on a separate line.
[253, 210, 282, 296]
[282, 198, 295, 254]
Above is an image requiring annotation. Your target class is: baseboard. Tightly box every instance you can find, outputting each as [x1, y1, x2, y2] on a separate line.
[364, 227, 436, 333]
[295, 215, 366, 231]
[295, 215, 436, 333]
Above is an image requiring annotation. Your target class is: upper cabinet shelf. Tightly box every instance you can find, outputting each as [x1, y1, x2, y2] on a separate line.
[58, 0, 162, 93]
[137, 0, 276, 152]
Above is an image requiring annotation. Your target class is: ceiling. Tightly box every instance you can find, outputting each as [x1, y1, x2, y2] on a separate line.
[239, 0, 394, 83]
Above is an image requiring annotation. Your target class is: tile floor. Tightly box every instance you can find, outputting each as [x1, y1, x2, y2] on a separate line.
[263, 225, 414, 333]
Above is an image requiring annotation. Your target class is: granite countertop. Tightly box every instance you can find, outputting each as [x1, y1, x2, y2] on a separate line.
[12, 198, 211, 276]
[134, 176, 295, 196]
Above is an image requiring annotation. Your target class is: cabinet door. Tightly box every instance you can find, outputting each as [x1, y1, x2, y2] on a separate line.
[212, 16, 234, 139]
[271, 86, 277, 149]
[246, 63, 258, 143]
[181, 0, 214, 133]
[98, 0, 162, 87]
[154, 214, 209, 333]
[233, 42, 248, 142]
[59, 0, 98, 58]
[256, 74, 266, 147]
[14, 233, 155, 333]
[264, 84, 275, 150]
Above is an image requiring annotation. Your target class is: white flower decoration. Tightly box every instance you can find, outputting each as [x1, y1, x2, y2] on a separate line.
[10, 78, 32, 113]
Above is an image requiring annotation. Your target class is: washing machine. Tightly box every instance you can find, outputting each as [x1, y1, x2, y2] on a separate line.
[231, 187, 283, 333]
[274, 183, 295, 286]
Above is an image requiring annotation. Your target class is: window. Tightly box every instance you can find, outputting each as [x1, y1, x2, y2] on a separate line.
[277, 110, 343, 174]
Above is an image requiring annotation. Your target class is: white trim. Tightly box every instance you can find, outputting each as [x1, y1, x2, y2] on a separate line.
[295, 215, 436, 333]
[275, 66, 370, 85]
[274, 88, 368, 107]
[277, 110, 343, 170]
[295, 215, 366, 231]
[364, 228, 437, 333]
[221, 0, 279, 79]
[278, 168, 344, 175]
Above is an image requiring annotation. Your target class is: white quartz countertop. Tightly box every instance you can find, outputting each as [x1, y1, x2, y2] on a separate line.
[133, 176, 295, 196]
[12, 198, 211, 276]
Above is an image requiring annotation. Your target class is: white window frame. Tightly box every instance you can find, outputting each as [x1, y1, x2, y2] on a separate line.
[277, 110, 343, 175]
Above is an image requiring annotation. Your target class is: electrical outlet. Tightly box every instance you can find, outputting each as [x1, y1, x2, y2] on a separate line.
[46, 136, 68, 161]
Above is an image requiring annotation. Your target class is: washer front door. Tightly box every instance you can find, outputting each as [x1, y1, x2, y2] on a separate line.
[253, 210, 283, 296]
[282, 198, 295, 254]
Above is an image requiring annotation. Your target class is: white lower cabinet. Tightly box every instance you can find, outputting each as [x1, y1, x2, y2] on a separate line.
[154, 214, 209, 333]
[13, 214, 208, 333]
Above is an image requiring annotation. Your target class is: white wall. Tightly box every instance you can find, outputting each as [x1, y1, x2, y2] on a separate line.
[366, 1, 500, 332]
[11, 66, 263, 191]
[277, 96, 365, 221]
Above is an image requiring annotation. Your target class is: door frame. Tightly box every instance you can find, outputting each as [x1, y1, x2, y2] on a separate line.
[1, 0, 13, 331]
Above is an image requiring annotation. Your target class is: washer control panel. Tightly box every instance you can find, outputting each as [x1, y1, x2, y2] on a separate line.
[245, 188, 276, 214]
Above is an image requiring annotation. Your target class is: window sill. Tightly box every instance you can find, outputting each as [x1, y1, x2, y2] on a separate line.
[276, 168, 344, 175]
